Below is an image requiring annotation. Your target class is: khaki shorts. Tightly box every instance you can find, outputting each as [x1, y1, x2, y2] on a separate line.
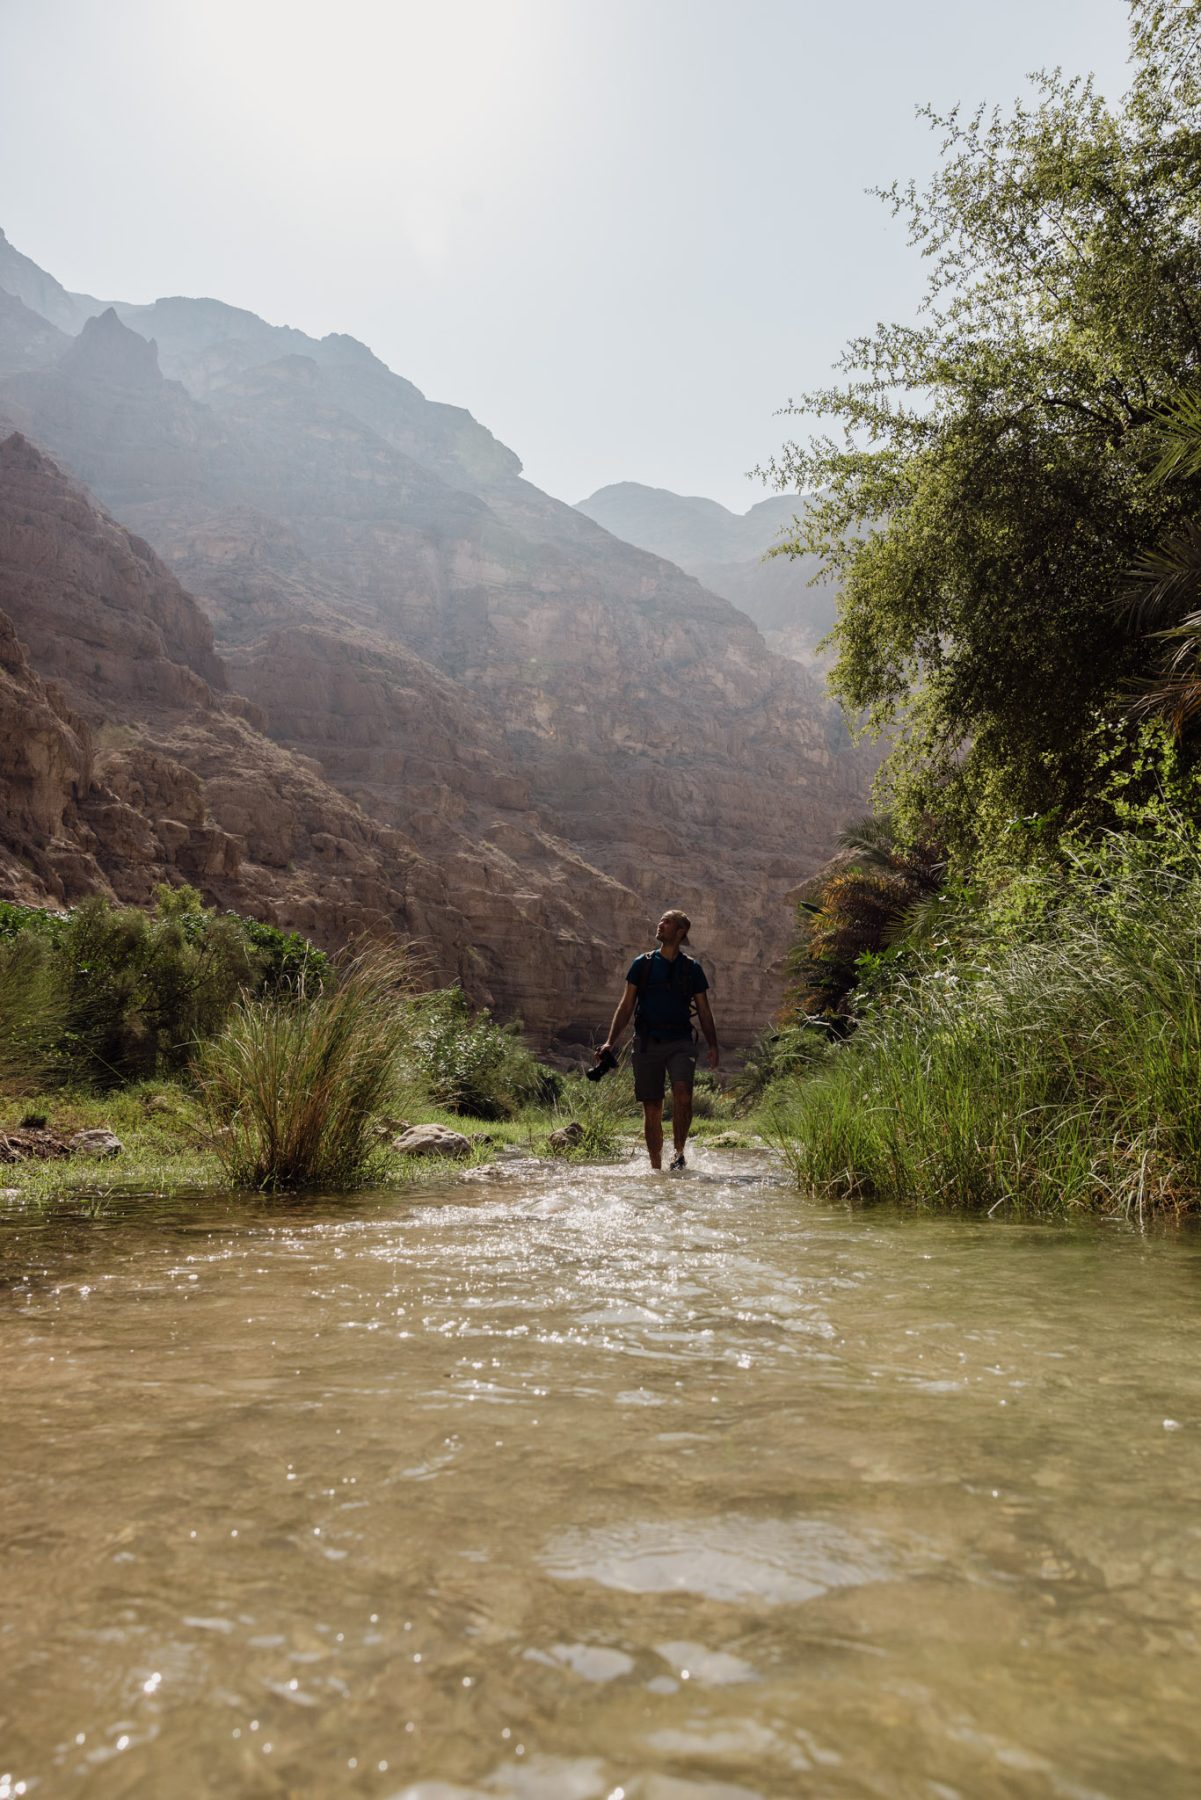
[631, 1033, 697, 1103]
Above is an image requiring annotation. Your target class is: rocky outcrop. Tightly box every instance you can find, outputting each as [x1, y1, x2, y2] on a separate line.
[0, 434, 650, 1034]
[0, 229, 104, 335]
[0, 286, 67, 376]
[0, 432, 223, 705]
[0, 233, 876, 1043]
[576, 481, 838, 667]
[0, 604, 93, 902]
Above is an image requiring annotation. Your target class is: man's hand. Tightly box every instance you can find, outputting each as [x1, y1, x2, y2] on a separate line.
[596, 1040, 614, 1062]
[706, 1043, 720, 1071]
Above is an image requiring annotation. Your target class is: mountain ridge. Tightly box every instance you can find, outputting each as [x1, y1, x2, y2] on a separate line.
[0, 230, 870, 1043]
[576, 479, 837, 667]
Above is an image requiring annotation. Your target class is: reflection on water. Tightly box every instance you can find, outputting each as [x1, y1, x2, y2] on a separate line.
[2, 1148, 1201, 1797]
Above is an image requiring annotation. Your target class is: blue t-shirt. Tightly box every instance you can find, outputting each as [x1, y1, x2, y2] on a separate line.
[626, 949, 709, 1039]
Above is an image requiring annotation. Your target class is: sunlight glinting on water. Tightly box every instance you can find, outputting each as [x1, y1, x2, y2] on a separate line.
[3, 1147, 1201, 1798]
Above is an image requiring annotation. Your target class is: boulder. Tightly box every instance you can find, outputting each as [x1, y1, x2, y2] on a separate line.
[68, 1128, 123, 1158]
[391, 1123, 471, 1159]
[548, 1121, 585, 1153]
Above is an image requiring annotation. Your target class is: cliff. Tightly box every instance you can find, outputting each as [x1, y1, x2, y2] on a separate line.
[0, 234, 872, 1043]
[0, 434, 648, 1033]
[577, 481, 838, 667]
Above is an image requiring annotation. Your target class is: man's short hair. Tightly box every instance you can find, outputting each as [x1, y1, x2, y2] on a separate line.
[662, 908, 691, 942]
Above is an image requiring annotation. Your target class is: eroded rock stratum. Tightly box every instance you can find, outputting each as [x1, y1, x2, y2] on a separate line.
[0, 232, 872, 1045]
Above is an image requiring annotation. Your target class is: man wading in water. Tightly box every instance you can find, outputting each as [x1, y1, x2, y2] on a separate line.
[597, 909, 719, 1171]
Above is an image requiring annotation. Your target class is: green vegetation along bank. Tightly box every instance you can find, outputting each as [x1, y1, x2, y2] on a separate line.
[748, 3, 1201, 1220]
[0, 889, 746, 1205]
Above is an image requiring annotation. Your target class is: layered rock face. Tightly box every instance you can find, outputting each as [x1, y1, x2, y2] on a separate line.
[0, 236, 871, 1043]
[577, 481, 838, 668]
[0, 434, 648, 1033]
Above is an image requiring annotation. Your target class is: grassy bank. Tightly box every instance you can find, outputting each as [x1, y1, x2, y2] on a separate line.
[0, 1085, 535, 1204]
[0, 1073, 753, 1207]
[0, 889, 759, 1205]
[768, 839, 1201, 1221]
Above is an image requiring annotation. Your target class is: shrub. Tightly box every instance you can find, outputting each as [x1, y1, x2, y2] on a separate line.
[60, 887, 256, 1084]
[401, 985, 554, 1118]
[232, 915, 330, 994]
[197, 944, 414, 1190]
[682, 1069, 737, 1122]
[732, 1023, 837, 1105]
[0, 888, 329, 1092]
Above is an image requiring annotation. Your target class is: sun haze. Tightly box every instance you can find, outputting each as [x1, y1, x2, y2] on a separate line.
[0, 0, 1132, 507]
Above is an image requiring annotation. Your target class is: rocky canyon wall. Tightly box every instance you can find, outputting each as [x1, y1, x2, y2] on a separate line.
[0, 232, 871, 1045]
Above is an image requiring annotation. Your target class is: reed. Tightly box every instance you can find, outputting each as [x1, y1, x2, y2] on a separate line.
[771, 841, 1201, 1218]
[198, 945, 414, 1190]
[0, 934, 65, 1095]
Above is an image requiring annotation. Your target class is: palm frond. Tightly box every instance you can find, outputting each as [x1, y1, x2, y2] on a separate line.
[1151, 388, 1201, 484]
[1127, 609, 1201, 735]
[836, 812, 898, 868]
[1121, 523, 1201, 630]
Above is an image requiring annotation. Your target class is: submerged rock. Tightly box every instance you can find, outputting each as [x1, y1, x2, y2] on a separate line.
[392, 1123, 471, 1159]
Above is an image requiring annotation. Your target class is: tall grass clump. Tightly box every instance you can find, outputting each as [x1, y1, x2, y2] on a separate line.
[198, 945, 413, 1190]
[772, 831, 1201, 1219]
[0, 933, 66, 1094]
[556, 1056, 640, 1158]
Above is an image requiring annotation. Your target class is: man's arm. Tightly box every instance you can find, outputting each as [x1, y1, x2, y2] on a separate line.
[695, 991, 720, 1069]
[600, 982, 638, 1056]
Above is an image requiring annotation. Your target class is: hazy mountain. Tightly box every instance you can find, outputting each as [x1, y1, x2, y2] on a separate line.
[0, 227, 104, 334]
[0, 231, 871, 1042]
[577, 481, 837, 666]
[0, 430, 650, 1024]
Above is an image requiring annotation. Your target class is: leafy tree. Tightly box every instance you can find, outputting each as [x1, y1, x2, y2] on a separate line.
[0, 889, 330, 1089]
[766, 1, 1201, 856]
[61, 887, 257, 1083]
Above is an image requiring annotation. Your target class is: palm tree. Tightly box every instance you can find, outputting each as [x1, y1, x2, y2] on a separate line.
[787, 813, 946, 1024]
[1123, 392, 1201, 735]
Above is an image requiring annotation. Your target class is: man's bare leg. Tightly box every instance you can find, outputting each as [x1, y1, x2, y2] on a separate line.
[643, 1101, 664, 1169]
[671, 1081, 693, 1156]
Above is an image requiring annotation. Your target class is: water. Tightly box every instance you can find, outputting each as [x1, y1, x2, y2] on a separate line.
[2, 1146, 1201, 1799]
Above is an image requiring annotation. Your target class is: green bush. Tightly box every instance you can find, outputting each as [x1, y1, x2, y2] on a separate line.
[772, 828, 1201, 1218]
[401, 985, 555, 1118]
[732, 1024, 837, 1105]
[197, 945, 413, 1190]
[0, 888, 329, 1092]
[680, 1068, 737, 1121]
[232, 915, 329, 994]
[59, 887, 257, 1084]
[0, 900, 67, 944]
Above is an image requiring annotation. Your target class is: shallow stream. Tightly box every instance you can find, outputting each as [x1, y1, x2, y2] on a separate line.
[2, 1146, 1200, 1797]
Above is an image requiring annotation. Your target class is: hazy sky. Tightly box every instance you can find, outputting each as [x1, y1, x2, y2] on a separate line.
[2, 0, 1133, 510]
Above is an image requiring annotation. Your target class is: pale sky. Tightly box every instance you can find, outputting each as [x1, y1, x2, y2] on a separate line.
[1, 0, 1133, 510]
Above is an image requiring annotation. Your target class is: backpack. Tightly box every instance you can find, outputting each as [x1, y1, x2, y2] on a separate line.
[633, 950, 701, 1034]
